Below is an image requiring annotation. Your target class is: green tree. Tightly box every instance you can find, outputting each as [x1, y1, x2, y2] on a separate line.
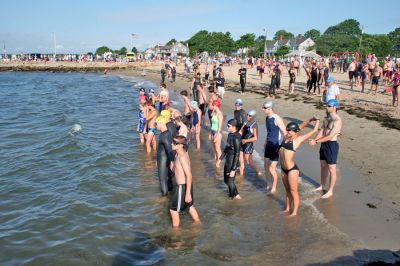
[315, 34, 358, 56]
[273, 30, 294, 40]
[275, 45, 290, 57]
[166, 38, 177, 45]
[324, 19, 362, 38]
[235, 33, 256, 49]
[187, 30, 209, 56]
[117, 47, 127, 55]
[360, 34, 392, 57]
[304, 29, 321, 40]
[131, 47, 138, 53]
[388, 27, 400, 55]
[95, 46, 112, 55]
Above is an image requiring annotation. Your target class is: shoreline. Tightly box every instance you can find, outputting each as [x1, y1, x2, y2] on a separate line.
[112, 67, 400, 252]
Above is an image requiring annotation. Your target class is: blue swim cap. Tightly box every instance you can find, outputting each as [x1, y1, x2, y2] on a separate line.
[326, 76, 335, 83]
[327, 99, 339, 107]
[235, 99, 243, 106]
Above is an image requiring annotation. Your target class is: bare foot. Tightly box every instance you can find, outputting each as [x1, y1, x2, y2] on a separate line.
[234, 194, 242, 200]
[313, 186, 323, 192]
[288, 213, 297, 217]
[280, 209, 290, 214]
[321, 191, 333, 199]
[269, 188, 277, 194]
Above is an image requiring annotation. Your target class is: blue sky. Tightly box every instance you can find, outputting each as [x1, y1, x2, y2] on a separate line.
[1, 0, 399, 54]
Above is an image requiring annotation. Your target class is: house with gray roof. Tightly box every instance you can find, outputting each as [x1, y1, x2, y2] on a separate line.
[265, 36, 315, 57]
[154, 42, 189, 58]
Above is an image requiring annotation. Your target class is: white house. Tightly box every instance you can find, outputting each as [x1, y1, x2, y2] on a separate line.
[154, 42, 189, 58]
[266, 37, 315, 57]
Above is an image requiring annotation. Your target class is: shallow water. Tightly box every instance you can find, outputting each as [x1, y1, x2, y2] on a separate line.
[0, 72, 396, 265]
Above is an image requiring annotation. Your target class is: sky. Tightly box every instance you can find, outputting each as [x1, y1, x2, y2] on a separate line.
[1, 0, 399, 54]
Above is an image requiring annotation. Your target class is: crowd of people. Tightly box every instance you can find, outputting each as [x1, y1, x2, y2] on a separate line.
[137, 62, 344, 227]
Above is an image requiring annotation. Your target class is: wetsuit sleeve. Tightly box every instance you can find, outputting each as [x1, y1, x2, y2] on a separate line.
[164, 135, 175, 162]
[231, 135, 241, 171]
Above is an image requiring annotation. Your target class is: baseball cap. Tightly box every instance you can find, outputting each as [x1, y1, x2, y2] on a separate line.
[327, 99, 339, 108]
[263, 101, 273, 109]
[326, 76, 335, 83]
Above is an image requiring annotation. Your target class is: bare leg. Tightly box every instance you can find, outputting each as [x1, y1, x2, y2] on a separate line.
[188, 206, 201, 223]
[322, 164, 337, 199]
[239, 151, 245, 176]
[170, 210, 180, 228]
[245, 154, 261, 176]
[288, 170, 300, 216]
[146, 133, 155, 153]
[314, 160, 328, 191]
[281, 172, 291, 213]
[209, 133, 216, 161]
[214, 134, 222, 167]
[264, 158, 271, 190]
[269, 161, 279, 193]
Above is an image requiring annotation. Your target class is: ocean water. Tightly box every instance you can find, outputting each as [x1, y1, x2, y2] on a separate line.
[0, 71, 385, 266]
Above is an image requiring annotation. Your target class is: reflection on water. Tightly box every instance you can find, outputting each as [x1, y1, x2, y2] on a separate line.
[1, 72, 396, 266]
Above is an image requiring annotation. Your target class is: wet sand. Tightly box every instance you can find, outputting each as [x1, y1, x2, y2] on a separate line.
[113, 66, 400, 253]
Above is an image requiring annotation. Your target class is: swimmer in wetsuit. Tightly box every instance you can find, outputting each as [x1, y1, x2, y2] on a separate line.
[279, 117, 320, 217]
[169, 135, 201, 227]
[221, 119, 242, 199]
[156, 116, 175, 196]
[239, 110, 262, 176]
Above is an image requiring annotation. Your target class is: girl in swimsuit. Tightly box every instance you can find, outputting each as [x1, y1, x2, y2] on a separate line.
[190, 101, 202, 149]
[279, 117, 320, 217]
[210, 99, 223, 167]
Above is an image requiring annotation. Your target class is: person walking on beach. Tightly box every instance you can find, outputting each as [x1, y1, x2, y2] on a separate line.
[216, 72, 226, 99]
[287, 65, 296, 94]
[324, 77, 340, 103]
[348, 59, 356, 91]
[310, 99, 342, 199]
[210, 99, 223, 168]
[171, 66, 176, 83]
[221, 119, 242, 199]
[197, 84, 208, 125]
[155, 116, 174, 196]
[370, 63, 383, 95]
[190, 72, 202, 102]
[308, 63, 318, 95]
[207, 86, 218, 127]
[263, 101, 287, 193]
[239, 110, 262, 176]
[280, 117, 320, 217]
[161, 66, 166, 84]
[145, 99, 158, 153]
[169, 135, 201, 227]
[268, 63, 279, 98]
[238, 65, 247, 95]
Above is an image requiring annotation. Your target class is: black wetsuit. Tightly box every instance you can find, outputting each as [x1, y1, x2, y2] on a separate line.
[193, 77, 201, 102]
[234, 109, 247, 131]
[161, 69, 166, 83]
[157, 130, 174, 196]
[222, 131, 241, 198]
[172, 67, 176, 82]
[239, 67, 247, 93]
[308, 67, 318, 93]
[166, 121, 177, 138]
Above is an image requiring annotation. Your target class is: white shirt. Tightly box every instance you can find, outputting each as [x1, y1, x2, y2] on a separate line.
[326, 84, 340, 102]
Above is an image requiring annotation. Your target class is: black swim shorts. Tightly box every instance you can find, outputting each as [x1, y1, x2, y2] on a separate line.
[319, 141, 339, 165]
[170, 184, 193, 212]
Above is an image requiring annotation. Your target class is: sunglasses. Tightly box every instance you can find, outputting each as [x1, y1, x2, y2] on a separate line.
[227, 124, 233, 128]
[247, 114, 253, 117]
[263, 107, 270, 110]
[172, 140, 183, 145]
[286, 129, 292, 132]
[327, 105, 335, 108]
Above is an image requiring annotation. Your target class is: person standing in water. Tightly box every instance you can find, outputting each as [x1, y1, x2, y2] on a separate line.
[310, 99, 342, 199]
[221, 119, 242, 199]
[190, 101, 202, 149]
[169, 135, 201, 227]
[262, 101, 287, 193]
[233, 99, 246, 131]
[190, 72, 202, 102]
[280, 118, 320, 217]
[145, 99, 158, 153]
[239, 110, 262, 176]
[210, 99, 223, 168]
[155, 116, 174, 196]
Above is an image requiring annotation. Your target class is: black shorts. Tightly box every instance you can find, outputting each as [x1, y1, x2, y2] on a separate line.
[170, 184, 193, 212]
[205, 73, 209, 80]
[199, 103, 206, 115]
[242, 142, 254, 154]
[257, 66, 260, 71]
[185, 114, 192, 128]
[372, 76, 379, 85]
[349, 71, 355, 80]
[260, 68, 265, 74]
[264, 143, 280, 161]
[319, 141, 339, 165]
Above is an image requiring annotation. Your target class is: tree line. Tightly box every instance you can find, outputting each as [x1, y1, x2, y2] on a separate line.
[94, 19, 399, 58]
